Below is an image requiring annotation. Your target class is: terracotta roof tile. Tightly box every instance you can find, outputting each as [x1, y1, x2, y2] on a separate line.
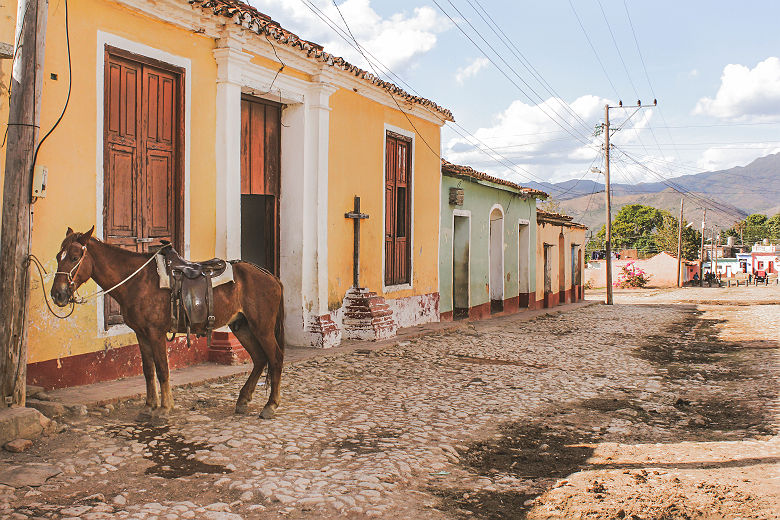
[441, 159, 548, 199]
[536, 210, 587, 229]
[188, 0, 454, 121]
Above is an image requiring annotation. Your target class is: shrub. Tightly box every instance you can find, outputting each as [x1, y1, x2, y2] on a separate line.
[614, 262, 651, 288]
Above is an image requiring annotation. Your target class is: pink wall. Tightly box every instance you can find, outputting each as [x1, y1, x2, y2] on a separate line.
[585, 252, 694, 288]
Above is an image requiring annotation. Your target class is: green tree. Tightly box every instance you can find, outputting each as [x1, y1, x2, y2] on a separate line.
[722, 213, 771, 245]
[594, 204, 665, 255]
[654, 214, 702, 260]
[767, 213, 780, 241]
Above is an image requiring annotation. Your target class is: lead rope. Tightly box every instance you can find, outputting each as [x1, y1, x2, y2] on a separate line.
[71, 248, 165, 303]
[28, 243, 170, 320]
[27, 254, 76, 319]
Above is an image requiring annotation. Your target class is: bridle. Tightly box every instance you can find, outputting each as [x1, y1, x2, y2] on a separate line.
[55, 243, 88, 298]
[54, 241, 167, 304]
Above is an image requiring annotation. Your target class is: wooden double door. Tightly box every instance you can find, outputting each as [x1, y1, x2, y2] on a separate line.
[103, 47, 183, 326]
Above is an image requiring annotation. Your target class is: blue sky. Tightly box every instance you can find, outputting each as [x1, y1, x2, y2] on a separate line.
[250, 0, 780, 187]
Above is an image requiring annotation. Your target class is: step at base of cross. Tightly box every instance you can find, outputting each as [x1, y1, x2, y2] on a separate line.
[342, 286, 397, 341]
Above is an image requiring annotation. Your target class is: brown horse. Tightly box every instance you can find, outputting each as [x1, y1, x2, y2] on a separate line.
[51, 226, 285, 419]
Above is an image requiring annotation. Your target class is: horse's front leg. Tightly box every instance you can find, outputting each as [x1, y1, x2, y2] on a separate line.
[137, 334, 159, 419]
[148, 330, 174, 414]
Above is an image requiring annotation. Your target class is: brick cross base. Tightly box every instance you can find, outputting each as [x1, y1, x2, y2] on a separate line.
[342, 287, 397, 341]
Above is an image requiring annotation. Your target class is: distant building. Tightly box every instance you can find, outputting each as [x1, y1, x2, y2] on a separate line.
[536, 211, 588, 307]
[750, 241, 779, 274]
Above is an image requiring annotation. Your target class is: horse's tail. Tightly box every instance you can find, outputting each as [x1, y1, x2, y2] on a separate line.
[275, 279, 285, 353]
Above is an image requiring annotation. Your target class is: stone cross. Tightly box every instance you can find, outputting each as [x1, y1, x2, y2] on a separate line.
[345, 196, 369, 288]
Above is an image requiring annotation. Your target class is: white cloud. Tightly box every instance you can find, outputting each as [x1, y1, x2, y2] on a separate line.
[694, 57, 780, 121]
[688, 68, 699, 78]
[248, 0, 449, 71]
[455, 57, 489, 84]
[696, 143, 780, 171]
[444, 95, 665, 184]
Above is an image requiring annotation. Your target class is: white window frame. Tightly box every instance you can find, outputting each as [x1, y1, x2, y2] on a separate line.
[382, 123, 415, 293]
[95, 31, 192, 337]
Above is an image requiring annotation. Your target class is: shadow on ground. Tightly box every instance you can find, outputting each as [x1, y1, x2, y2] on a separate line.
[432, 304, 779, 520]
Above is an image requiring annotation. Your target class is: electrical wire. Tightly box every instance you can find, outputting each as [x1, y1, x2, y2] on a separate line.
[30, 0, 71, 190]
[465, 0, 593, 133]
[300, 0, 591, 195]
[431, 0, 594, 145]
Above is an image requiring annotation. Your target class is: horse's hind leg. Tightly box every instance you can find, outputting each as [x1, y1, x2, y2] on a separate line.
[229, 314, 268, 414]
[137, 334, 159, 419]
[252, 327, 283, 420]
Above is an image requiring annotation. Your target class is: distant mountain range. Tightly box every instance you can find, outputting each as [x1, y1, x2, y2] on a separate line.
[531, 153, 780, 231]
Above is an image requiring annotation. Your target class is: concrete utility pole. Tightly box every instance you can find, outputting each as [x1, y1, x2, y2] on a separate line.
[602, 99, 656, 305]
[0, 0, 48, 407]
[699, 208, 707, 287]
[676, 198, 684, 287]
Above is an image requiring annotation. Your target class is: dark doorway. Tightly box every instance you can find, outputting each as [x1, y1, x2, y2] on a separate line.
[240, 96, 281, 275]
[453, 215, 470, 320]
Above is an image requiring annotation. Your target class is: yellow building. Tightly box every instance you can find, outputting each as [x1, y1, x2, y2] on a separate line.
[0, 0, 451, 389]
[535, 211, 587, 308]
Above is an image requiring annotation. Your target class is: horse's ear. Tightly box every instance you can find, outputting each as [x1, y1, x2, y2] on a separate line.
[66, 227, 74, 236]
[78, 226, 95, 245]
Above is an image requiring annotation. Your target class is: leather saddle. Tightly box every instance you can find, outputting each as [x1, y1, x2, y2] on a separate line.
[158, 241, 227, 348]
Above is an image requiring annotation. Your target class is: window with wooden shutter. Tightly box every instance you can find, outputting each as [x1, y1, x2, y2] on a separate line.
[103, 47, 183, 327]
[384, 132, 412, 286]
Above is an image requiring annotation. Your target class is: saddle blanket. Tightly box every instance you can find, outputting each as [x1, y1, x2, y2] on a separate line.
[155, 254, 234, 289]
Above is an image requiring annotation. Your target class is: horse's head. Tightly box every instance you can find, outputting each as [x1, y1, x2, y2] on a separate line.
[51, 226, 94, 307]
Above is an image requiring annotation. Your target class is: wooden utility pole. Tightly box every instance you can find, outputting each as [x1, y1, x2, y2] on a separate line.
[676, 198, 684, 287]
[0, 0, 48, 407]
[603, 104, 613, 305]
[601, 99, 656, 304]
[714, 229, 719, 280]
[699, 208, 706, 287]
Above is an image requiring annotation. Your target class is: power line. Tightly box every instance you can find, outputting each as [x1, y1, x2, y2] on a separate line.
[465, 0, 593, 134]
[431, 0, 594, 145]
[612, 147, 747, 220]
[302, 0, 581, 194]
[568, 0, 620, 99]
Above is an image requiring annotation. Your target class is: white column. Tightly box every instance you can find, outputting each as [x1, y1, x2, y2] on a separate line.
[305, 75, 337, 319]
[213, 32, 250, 259]
[278, 73, 336, 346]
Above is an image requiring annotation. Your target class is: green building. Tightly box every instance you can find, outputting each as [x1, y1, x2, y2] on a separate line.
[439, 160, 548, 320]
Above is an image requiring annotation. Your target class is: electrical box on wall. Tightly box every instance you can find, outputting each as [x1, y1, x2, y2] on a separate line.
[32, 165, 47, 198]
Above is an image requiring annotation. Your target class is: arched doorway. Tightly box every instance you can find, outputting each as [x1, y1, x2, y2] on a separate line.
[489, 206, 504, 313]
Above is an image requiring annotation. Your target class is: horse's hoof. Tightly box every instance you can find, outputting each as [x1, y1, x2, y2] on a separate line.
[235, 403, 249, 415]
[152, 407, 172, 418]
[135, 407, 154, 422]
[259, 406, 276, 420]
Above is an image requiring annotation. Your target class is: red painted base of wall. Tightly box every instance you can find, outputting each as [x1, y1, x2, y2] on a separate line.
[440, 311, 453, 322]
[469, 302, 491, 320]
[27, 332, 249, 391]
[208, 331, 251, 365]
[503, 295, 520, 314]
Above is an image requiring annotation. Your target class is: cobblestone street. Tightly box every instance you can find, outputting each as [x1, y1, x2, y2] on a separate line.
[2, 287, 778, 519]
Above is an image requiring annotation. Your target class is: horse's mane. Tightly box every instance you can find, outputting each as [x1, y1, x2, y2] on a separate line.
[61, 232, 155, 259]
